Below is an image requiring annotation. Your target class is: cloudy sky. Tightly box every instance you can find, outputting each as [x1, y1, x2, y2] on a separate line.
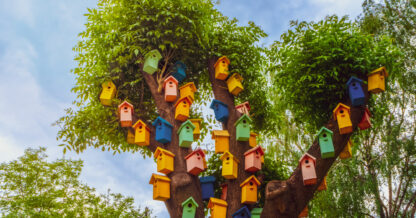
[0, 0, 362, 217]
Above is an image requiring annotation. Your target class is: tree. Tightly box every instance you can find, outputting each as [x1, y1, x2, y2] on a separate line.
[0, 147, 153, 217]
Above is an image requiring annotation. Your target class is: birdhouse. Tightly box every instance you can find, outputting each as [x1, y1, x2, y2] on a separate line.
[299, 153, 317, 186]
[154, 147, 175, 175]
[368, 66, 388, 93]
[208, 198, 228, 218]
[232, 206, 251, 218]
[179, 82, 197, 101]
[251, 208, 263, 218]
[152, 116, 173, 144]
[333, 103, 353, 134]
[249, 132, 258, 147]
[316, 127, 334, 159]
[189, 119, 202, 140]
[240, 175, 261, 204]
[299, 206, 308, 218]
[149, 173, 171, 201]
[143, 49, 162, 74]
[346, 76, 365, 106]
[200, 176, 216, 201]
[178, 120, 196, 148]
[132, 120, 151, 146]
[235, 114, 252, 141]
[226, 73, 244, 96]
[185, 148, 206, 176]
[235, 101, 251, 116]
[214, 56, 230, 80]
[212, 130, 230, 154]
[340, 139, 352, 159]
[127, 130, 135, 144]
[181, 196, 198, 218]
[244, 146, 264, 173]
[358, 107, 372, 130]
[163, 76, 179, 102]
[118, 101, 134, 127]
[317, 176, 327, 191]
[220, 183, 228, 200]
[220, 151, 239, 179]
[172, 61, 187, 83]
[99, 81, 116, 106]
[174, 96, 193, 122]
[210, 99, 229, 123]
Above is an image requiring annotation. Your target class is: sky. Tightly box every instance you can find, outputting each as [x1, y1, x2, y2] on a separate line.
[0, 0, 362, 217]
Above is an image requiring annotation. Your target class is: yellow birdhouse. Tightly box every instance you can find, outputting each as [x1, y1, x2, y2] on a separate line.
[240, 175, 261, 204]
[99, 81, 116, 106]
[149, 173, 171, 201]
[212, 130, 230, 154]
[179, 82, 197, 101]
[333, 103, 353, 134]
[154, 147, 175, 175]
[226, 73, 244, 96]
[174, 96, 193, 122]
[132, 120, 150, 146]
[249, 132, 258, 148]
[189, 119, 202, 140]
[220, 151, 239, 179]
[207, 198, 228, 218]
[368, 66, 388, 93]
[127, 130, 135, 144]
[340, 139, 352, 159]
[214, 56, 230, 80]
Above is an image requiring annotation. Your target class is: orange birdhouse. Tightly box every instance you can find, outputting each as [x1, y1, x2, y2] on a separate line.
[244, 146, 264, 173]
[358, 107, 372, 130]
[189, 119, 202, 140]
[212, 130, 230, 154]
[208, 198, 228, 218]
[340, 139, 352, 159]
[299, 153, 317, 186]
[149, 173, 171, 201]
[235, 101, 251, 116]
[185, 148, 206, 176]
[118, 101, 134, 127]
[368, 66, 388, 93]
[317, 176, 327, 191]
[99, 81, 116, 106]
[333, 103, 353, 134]
[179, 82, 197, 101]
[174, 96, 193, 121]
[299, 206, 308, 218]
[132, 120, 150, 146]
[240, 175, 261, 204]
[163, 76, 178, 102]
[154, 147, 175, 175]
[249, 132, 258, 147]
[214, 56, 230, 80]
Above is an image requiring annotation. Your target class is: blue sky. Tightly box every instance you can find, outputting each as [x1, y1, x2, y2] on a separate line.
[0, 0, 362, 217]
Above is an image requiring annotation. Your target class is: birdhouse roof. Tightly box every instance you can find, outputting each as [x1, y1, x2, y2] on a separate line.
[199, 176, 216, 184]
[154, 147, 175, 159]
[152, 116, 173, 128]
[185, 147, 205, 160]
[250, 132, 258, 137]
[149, 173, 171, 184]
[235, 101, 251, 111]
[332, 103, 350, 119]
[175, 61, 186, 69]
[189, 118, 202, 125]
[145, 49, 162, 60]
[163, 76, 178, 88]
[346, 76, 363, 87]
[118, 101, 134, 115]
[179, 82, 197, 92]
[316, 127, 333, 137]
[101, 81, 116, 89]
[177, 120, 196, 134]
[232, 206, 250, 217]
[219, 151, 240, 163]
[133, 120, 150, 131]
[208, 198, 228, 208]
[364, 107, 372, 117]
[368, 66, 388, 77]
[210, 99, 227, 109]
[181, 196, 198, 208]
[234, 114, 252, 126]
[211, 130, 230, 139]
[251, 208, 263, 215]
[174, 96, 193, 107]
[240, 175, 261, 187]
[244, 146, 264, 156]
[228, 73, 243, 82]
[299, 153, 316, 165]
[214, 56, 230, 68]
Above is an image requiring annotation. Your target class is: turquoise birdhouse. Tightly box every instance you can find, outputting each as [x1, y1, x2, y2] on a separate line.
[178, 120, 196, 148]
[317, 127, 334, 158]
[143, 49, 162, 74]
[234, 114, 252, 141]
[172, 61, 187, 83]
[181, 196, 198, 218]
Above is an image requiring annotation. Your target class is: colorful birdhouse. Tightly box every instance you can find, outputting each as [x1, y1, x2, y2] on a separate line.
[220, 184, 228, 200]
[179, 82, 197, 101]
[152, 116, 173, 144]
[251, 208, 263, 218]
[240, 175, 261, 204]
[214, 56, 230, 80]
[189, 119, 202, 140]
[346, 76, 365, 106]
[118, 101, 134, 127]
[208, 198, 228, 218]
[249, 132, 258, 147]
[235, 101, 251, 116]
[340, 139, 352, 159]
[358, 107, 372, 130]
[226, 73, 244, 96]
[235, 114, 252, 141]
[185, 148, 206, 176]
[149, 173, 171, 201]
[244, 146, 264, 173]
[174, 96, 193, 122]
[317, 176, 327, 191]
[299, 206, 308, 218]
[178, 120, 196, 148]
[212, 130, 230, 154]
[154, 147, 175, 175]
[300, 153, 317, 186]
[368, 66, 388, 93]
[333, 103, 353, 134]
[220, 151, 239, 179]
[232, 206, 250, 218]
[132, 120, 151, 146]
[317, 127, 334, 159]
[181, 196, 198, 218]
[127, 130, 135, 144]
[172, 61, 187, 83]
[200, 176, 216, 201]
[143, 49, 162, 74]
[163, 76, 179, 102]
[99, 81, 116, 106]
[210, 99, 229, 123]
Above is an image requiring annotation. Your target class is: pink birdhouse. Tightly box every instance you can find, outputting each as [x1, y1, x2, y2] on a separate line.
[118, 101, 134, 127]
[184, 148, 206, 176]
[358, 107, 372, 130]
[244, 146, 264, 173]
[235, 101, 251, 116]
[163, 76, 178, 102]
[299, 153, 317, 186]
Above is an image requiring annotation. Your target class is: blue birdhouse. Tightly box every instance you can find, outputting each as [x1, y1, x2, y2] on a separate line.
[172, 61, 187, 83]
[232, 206, 251, 218]
[316, 127, 334, 159]
[152, 116, 173, 144]
[200, 176, 216, 201]
[210, 99, 229, 122]
[346, 76, 365, 106]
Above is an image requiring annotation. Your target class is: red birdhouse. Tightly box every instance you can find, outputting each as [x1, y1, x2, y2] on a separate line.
[163, 76, 178, 102]
[220, 183, 228, 200]
[358, 107, 372, 130]
[118, 101, 134, 127]
[235, 101, 251, 116]
[299, 153, 317, 186]
[184, 148, 206, 176]
[244, 146, 264, 173]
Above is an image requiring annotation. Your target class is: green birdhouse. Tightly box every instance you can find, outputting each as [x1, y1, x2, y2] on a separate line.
[181, 196, 199, 218]
[317, 127, 334, 159]
[251, 208, 263, 218]
[234, 114, 252, 141]
[143, 49, 162, 74]
[178, 120, 196, 148]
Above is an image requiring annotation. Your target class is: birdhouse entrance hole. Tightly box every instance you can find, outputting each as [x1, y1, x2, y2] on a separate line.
[340, 110, 344, 114]
[226, 157, 230, 160]
[249, 182, 253, 186]
[323, 133, 327, 137]
[188, 203, 192, 208]
[305, 159, 309, 164]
